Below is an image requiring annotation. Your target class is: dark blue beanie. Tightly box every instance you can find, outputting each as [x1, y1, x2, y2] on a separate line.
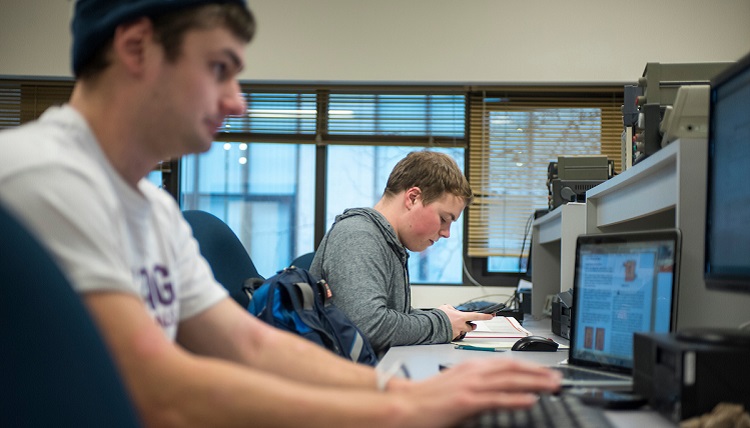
[71, 0, 248, 76]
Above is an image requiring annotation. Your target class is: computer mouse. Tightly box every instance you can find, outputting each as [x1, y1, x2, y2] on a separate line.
[511, 335, 559, 352]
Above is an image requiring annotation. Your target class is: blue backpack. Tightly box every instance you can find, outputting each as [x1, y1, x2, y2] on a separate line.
[245, 266, 378, 366]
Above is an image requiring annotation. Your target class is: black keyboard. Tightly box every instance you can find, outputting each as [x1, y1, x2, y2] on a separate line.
[458, 393, 613, 428]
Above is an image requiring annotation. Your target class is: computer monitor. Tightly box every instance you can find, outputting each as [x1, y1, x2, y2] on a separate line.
[704, 50, 750, 294]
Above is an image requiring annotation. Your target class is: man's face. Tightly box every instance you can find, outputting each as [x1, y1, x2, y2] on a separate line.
[149, 25, 246, 158]
[400, 191, 466, 253]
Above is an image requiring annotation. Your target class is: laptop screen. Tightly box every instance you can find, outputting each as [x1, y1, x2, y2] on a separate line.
[568, 229, 681, 372]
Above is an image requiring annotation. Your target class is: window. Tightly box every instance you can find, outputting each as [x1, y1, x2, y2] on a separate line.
[322, 91, 466, 282]
[0, 79, 625, 287]
[180, 87, 468, 279]
[0, 80, 73, 130]
[465, 88, 624, 286]
[325, 145, 465, 283]
[181, 142, 316, 277]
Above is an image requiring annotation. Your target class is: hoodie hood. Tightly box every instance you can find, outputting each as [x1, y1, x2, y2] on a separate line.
[334, 207, 408, 263]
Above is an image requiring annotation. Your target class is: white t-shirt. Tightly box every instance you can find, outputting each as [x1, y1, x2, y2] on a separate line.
[0, 105, 227, 340]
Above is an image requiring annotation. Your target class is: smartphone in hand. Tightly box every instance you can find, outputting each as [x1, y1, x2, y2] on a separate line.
[475, 302, 506, 314]
[455, 301, 506, 314]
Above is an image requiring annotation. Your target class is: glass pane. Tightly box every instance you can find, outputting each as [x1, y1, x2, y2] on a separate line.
[487, 256, 529, 273]
[326, 146, 466, 284]
[146, 170, 162, 189]
[328, 94, 376, 135]
[223, 92, 317, 135]
[181, 142, 316, 278]
[483, 107, 602, 272]
[328, 93, 465, 137]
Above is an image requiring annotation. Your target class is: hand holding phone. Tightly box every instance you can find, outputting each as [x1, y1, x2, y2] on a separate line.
[475, 302, 506, 314]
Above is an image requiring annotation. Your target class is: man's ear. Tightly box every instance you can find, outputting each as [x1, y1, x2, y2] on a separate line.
[112, 17, 154, 76]
[404, 187, 422, 209]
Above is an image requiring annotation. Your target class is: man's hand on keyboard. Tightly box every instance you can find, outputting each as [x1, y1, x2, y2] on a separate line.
[393, 358, 562, 428]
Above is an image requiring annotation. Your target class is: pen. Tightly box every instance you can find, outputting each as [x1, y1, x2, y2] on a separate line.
[454, 344, 505, 352]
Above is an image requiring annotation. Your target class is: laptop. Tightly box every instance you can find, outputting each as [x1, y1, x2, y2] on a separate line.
[554, 229, 681, 389]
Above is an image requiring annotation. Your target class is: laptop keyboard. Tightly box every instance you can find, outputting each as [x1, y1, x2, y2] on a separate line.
[553, 366, 630, 382]
[458, 393, 613, 428]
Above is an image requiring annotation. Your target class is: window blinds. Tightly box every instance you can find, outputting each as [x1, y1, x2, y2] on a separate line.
[0, 78, 625, 265]
[219, 86, 467, 148]
[466, 87, 624, 258]
[0, 80, 73, 129]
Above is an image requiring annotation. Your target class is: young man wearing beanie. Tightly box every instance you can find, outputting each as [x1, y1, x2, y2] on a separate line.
[0, 1, 560, 426]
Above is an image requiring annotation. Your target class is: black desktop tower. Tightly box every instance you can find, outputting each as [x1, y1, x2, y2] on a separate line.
[633, 332, 750, 423]
[550, 290, 572, 340]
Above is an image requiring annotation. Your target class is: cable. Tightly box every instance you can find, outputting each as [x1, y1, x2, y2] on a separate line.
[459, 293, 516, 305]
[517, 212, 535, 276]
[461, 256, 486, 287]
[503, 290, 523, 310]
[465, 211, 536, 288]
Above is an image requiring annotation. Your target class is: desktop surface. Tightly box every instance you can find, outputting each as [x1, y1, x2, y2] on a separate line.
[380, 318, 568, 381]
[379, 317, 676, 428]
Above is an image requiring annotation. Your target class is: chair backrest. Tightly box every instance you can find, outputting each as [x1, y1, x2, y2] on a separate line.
[291, 251, 316, 271]
[0, 202, 141, 427]
[183, 210, 263, 307]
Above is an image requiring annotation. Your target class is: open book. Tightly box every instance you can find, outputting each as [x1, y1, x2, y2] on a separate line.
[464, 316, 531, 339]
[450, 316, 532, 350]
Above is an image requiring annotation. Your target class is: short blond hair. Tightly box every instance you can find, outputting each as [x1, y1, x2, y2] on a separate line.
[384, 151, 473, 205]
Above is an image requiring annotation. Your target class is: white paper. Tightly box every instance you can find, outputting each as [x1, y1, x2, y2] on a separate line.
[464, 316, 531, 339]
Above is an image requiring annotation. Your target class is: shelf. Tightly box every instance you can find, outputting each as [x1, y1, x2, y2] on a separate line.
[584, 138, 750, 330]
[586, 139, 687, 231]
[530, 203, 586, 319]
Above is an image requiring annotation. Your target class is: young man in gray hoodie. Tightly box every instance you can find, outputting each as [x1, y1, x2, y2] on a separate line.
[311, 151, 493, 355]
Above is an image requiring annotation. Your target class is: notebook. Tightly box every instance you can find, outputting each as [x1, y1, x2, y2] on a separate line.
[555, 229, 681, 389]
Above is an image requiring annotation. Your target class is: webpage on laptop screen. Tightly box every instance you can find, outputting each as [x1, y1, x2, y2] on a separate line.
[572, 241, 674, 369]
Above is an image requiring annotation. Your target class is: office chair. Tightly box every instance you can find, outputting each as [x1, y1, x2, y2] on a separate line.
[183, 210, 263, 307]
[0, 202, 141, 427]
[290, 251, 315, 271]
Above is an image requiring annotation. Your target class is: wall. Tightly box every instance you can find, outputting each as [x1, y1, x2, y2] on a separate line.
[2, 0, 750, 311]
[1, 0, 749, 83]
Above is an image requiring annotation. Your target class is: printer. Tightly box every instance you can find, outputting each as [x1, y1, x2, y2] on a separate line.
[547, 156, 613, 210]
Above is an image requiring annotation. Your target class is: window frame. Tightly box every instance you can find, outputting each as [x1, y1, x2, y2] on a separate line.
[220, 85, 470, 249]
[1, 78, 625, 287]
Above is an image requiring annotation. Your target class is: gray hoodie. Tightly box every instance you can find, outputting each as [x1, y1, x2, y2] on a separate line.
[310, 207, 452, 355]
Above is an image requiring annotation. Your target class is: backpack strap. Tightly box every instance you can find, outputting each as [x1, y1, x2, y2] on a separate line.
[292, 282, 315, 311]
[242, 277, 265, 304]
[350, 332, 366, 363]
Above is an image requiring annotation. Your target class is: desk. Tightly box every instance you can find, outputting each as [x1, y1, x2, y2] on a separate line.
[379, 318, 675, 428]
